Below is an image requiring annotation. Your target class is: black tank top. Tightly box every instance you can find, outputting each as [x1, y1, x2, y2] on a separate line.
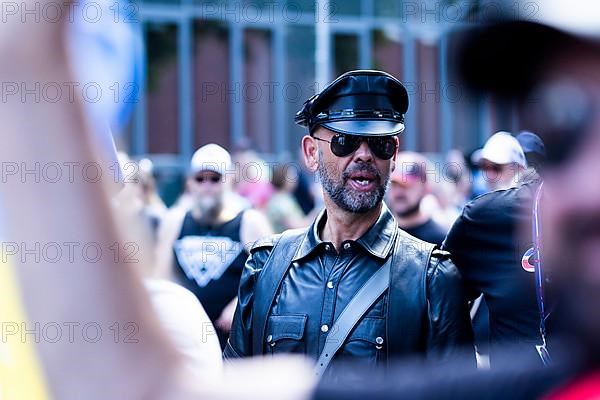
[173, 210, 249, 323]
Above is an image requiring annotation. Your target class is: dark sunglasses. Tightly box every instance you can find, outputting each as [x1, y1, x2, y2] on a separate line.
[480, 162, 503, 173]
[194, 175, 221, 184]
[313, 133, 397, 160]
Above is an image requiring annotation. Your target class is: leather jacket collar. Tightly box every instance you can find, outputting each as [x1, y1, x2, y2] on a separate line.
[292, 203, 398, 262]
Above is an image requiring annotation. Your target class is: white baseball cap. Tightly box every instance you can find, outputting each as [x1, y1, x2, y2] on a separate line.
[480, 131, 527, 168]
[190, 144, 232, 176]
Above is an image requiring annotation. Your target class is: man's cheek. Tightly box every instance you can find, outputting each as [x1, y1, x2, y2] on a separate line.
[327, 162, 344, 177]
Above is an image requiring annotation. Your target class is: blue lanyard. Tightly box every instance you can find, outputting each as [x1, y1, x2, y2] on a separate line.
[532, 182, 551, 365]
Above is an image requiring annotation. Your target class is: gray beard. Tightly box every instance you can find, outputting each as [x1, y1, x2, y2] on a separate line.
[317, 149, 389, 214]
[193, 196, 222, 226]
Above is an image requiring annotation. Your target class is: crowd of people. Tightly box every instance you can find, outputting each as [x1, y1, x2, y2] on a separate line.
[4, 1, 600, 399]
[116, 124, 540, 365]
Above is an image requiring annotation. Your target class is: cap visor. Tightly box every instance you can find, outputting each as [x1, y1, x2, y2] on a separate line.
[321, 120, 404, 136]
[189, 166, 223, 176]
[479, 150, 512, 165]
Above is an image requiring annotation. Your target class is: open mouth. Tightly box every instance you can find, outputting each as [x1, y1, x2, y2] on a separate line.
[352, 177, 373, 186]
[347, 172, 378, 191]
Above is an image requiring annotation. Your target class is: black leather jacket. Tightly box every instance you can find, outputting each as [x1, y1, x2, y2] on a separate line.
[225, 205, 474, 374]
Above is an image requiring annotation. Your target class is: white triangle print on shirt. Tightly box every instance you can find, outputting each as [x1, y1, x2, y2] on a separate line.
[174, 236, 243, 288]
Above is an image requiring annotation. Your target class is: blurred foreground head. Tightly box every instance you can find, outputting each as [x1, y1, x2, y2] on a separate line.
[458, 1, 600, 363]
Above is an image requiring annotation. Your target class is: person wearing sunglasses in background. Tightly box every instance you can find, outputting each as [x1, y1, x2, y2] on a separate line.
[155, 143, 273, 349]
[224, 70, 474, 378]
[477, 131, 528, 192]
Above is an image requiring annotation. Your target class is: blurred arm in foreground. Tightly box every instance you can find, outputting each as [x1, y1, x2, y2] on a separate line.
[0, 2, 313, 399]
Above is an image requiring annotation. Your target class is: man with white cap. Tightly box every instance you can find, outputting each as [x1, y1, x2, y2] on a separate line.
[156, 143, 272, 348]
[478, 131, 527, 192]
[446, 132, 533, 364]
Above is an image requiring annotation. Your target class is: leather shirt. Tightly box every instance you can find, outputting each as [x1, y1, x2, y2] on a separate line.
[225, 205, 474, 375]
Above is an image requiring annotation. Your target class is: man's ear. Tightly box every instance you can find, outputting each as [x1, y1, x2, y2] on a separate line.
[302, 135, 319, 172]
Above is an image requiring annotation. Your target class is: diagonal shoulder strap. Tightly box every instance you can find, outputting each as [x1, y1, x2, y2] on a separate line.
[251, 228, 305, 355]
[314, 255, 392, 378]
[386, 230, 436, 358]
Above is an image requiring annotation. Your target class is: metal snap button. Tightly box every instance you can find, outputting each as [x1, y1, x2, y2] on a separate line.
[321, 324, 329, 333]
[343, 242, 351, 250]
[327, 281, 334, 289]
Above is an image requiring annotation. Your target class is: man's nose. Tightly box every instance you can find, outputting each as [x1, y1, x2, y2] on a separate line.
[353, 139, 373, 162]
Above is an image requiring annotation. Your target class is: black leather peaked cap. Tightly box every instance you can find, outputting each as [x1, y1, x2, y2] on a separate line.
[295, 70, 409, 136]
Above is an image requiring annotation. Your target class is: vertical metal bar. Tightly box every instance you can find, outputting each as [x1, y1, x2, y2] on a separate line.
[359, 28, 372, 69]
[403, 29, 417, 151]
[273, 7, 287, 155]
[229, 13, 244, 146]
[361, 0, 374, 17]
[439, 32, 452, 153]
[315, 0, 331, 91]
[178, 9, 194, 162]
[359, 0, 373, 69]
[133, 22, 148, 156]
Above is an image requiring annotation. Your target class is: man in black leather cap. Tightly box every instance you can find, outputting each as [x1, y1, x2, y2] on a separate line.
[311, 4, 600, 399]
[224, 70, 474, 377]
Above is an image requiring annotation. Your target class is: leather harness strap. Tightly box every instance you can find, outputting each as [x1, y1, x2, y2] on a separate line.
[251, 229, 305, 355]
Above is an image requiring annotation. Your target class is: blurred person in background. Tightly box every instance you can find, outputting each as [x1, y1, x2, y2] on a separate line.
[266, 164, 311, 233]
[478, 131, 527, 192]
[425, 179, 462, 230]
[137, 158, 168, 230]
[445, 149, 473, 210]
[386, 152, 448, 246]
[156, 143, 272, 348]
[293, 147, 318, 216]
[225, 70, 473, 378]
[113, 152, 145, 214]
[516, 131, 547, 182]
[442, 136, 544, 366]
[232, 138, 274, 211]
[114, 153, 167, 241]
[419, 151, 470, 231]
[468, 148, 489, 198]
